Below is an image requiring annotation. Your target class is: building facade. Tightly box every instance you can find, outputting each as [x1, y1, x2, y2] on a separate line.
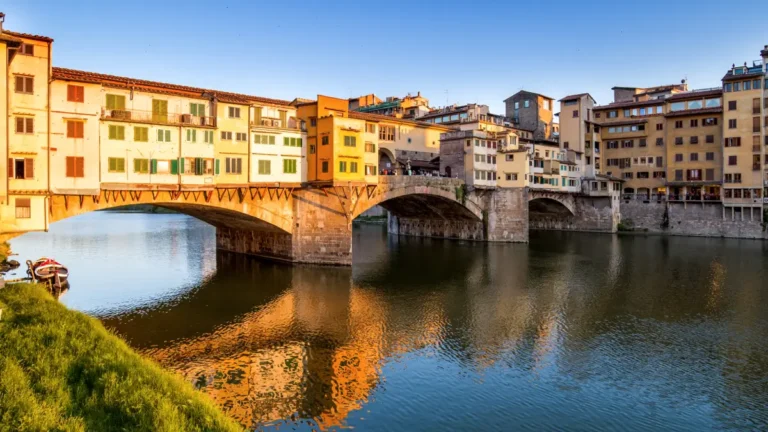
[503, 90, 555, 141]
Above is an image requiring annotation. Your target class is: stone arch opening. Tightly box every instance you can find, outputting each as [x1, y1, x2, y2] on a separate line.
[378, 148, 396, 175]
[528, 197, 575, 231]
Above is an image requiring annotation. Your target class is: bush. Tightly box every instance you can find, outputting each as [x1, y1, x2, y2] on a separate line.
[617, 218, 635, 232]
[0, 284, 242, 432]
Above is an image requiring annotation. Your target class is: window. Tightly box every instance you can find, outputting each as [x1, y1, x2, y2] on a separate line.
[744, 81, 751, 91]
[105, 94, 126, 110]
[656, 138, 664, 146]
[724, 174, 733, 183]
[690, 153, 698, 161]
[254, 134, 276, 145]
[108, 157, 125, 173]
[725, 137, 741, 147]
[365, 165, 376, 175]
[623, 172, 633, 179]
[753, 79, 761, 90]
[221, 131, 233, 140]
[153, 160, 172, 174]
[675, 137, 683, 145]
[19, 43, 34, 56]
[14, 76, 33, 94]
[656, 123, 663, 131]
[608, 111, 617, 118]
[639, 139, 647, 147]
[703, 169, 714, 181]
[310, 117, 317, 127]
[133, 158, 150, 174]
[656, 156, 663, 167]
[572, 110, 579, 118]
[524, 100, 530, 108]
[690, 136, 699, 144]
[734, 82, 741, 91]
[753, 98, 761, 114]
[67, 85, 84, 102]
[728, 156, 737, 166]
[321, 161, 329, 173]
[514, 102, 519, 109]
[8, 158, 33, 180]
[670, 102, 684, 111]
[157, 129, 171, 142]
[186, 129, 197, 142]
[379, 126, 396, 141]
[675, 120, 683, 129]
[15, 117, 34, 134]
[734, 173, 742, 183]
[637, 172, 649, 179]
[190, 103, 205, 117]
[235, 132, 247, 142]
[322, 135, 329, 145]
[703, 117, 718, 126]
[622, 140, 633, 148]
[66, 120, 84, 138]
[12, 197, 32, 220]
[225, 157, 243, 174]
[350, 162, 358, 173]
[365, 142, 376, 153]
[130, 126, 147, 142]
[204, 130, 214, 143]
[728, 101, 737, 110]
[309, 144, 316, 154]
[706, 152, 714, 161]
[228, 107, 241, 118]
[257, 160, 271, 175]
[753, 117, 760, 133]
[687, 169, 701, 181]
[344, 136, 357, 147]
[728, 119, 737, 129]
[675, 154, 683, 162]
[339, 161, 347, 173]
[108, 125, 125, 140]
[366, 124, 376, 133]
[690, 119, 698, 127]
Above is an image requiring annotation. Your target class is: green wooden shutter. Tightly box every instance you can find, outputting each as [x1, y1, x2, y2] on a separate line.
[254, 107, 262, 125]
[108, 125, 115, 140]
[297, 138, 302, 147]
[133, 159, 140, 173]
[215, 159, 220, 175]
[108, 158, 115, 171]
[151, 159, 158, 174]
[117, 95, 125, 110]
[284, 137, 289, 146]
[179, 158, 185, 174]
[117, 127, 125, 140]
[195, 157, 203, 175]
[190, 103, 197, 116]
[118, 158, 125, 172]
[170, 159, 178, 175]
[269, 135, 275, 145]
[165, 130, 171, 142]
[106, 94, 115, 110]
[158, 129, 164, 142]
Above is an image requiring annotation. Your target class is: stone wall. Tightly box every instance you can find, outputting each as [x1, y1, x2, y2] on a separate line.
[292, 189, 353, 265]
[530, 196, 619, 233]
[388, 215, 484, 240]
[620, 200, 767, 239]
[485, 188, 528, 242]
[216, 227, 294, 262]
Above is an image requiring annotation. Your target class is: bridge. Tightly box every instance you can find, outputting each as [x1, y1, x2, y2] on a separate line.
[6, 177, 619, 265]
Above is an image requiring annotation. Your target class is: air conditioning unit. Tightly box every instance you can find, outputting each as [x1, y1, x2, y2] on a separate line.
[112, 110, 131, 120]
[181, 114, 192, 124]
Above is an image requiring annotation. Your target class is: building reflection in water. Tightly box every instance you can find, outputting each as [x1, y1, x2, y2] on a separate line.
[98, 226, 768, 431]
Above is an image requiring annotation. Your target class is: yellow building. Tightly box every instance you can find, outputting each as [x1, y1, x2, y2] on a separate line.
[2, 28, 52, 233]
[722, 59, 766, 216]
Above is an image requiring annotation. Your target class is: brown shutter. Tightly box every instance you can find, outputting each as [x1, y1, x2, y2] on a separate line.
[15, 117, 24, 133]
[24, 158, 34, 179]
[14, 76, 23, 92]
[66, 156, 74, 177]
[77, 122, 84, 138]
[76, 157, 84, 177]
[78, 86, 84, 102]
[66, 121, 74, 138]
[26, 118, 34, 134]
[8, 159, 13, 178]
[67, 85, 74, 101]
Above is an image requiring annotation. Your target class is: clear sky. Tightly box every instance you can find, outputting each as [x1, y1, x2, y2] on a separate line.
[3, 0, 767, 116]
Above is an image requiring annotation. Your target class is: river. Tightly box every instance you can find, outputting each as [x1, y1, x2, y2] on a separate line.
[8, 212, 768, 431]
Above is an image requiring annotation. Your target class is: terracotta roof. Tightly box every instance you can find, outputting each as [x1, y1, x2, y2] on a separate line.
[0, 32, 23, 45]
[665, 89, 722, 101]
[722, 71, 764, 82]
[558, 93, 592, 102]
[594, 99, 665, 110]
[52, 67, 292, 106]
[504, 90, 555, 102]
[3, 30, 53, 43]
[347, 111, 454, 130]
[664, 107, 723, 118]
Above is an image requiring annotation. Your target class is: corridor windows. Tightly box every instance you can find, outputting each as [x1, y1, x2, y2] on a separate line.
[133, 158, 150, 174]
[343, 136, 356, 147]
[187, 129, 197, 142]
[339, 161, 347, 173]
[365, 143, 376, 153]
[350, 162, 358, 173]
[379, 126, 396, 141]
[134, 127, 149, 142]
[283, 159, 297, 174]
[105, 94, 126, 111]
[254, 134, 276, 144]
[226, 157, 243, 174]
[221, 131, 233, 140]
[204, 130, 214, 144]
[236, 133, 247, 142]
[228, 107, 241, 118]
[258, 160, 271, 175]
[365, 165, 376, 175]
[284, 137, 302, 147]
[67, 85, 85, 102]
[157, 129, 171, 142]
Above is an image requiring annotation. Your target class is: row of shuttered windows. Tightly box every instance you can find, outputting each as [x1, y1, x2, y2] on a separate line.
[100, 157, 300, 175]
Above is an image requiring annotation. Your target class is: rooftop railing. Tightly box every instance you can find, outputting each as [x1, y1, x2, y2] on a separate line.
[101, 108, 216, 127]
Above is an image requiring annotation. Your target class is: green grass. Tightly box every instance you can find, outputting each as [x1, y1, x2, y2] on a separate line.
[0, 284, 242, 432]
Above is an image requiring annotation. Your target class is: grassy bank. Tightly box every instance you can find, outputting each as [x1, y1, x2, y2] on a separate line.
[0, 284, 241, 432]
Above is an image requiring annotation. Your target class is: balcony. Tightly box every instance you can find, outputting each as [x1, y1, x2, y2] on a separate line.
[250, 118, 301, 130]
[101, 108, 216, 127]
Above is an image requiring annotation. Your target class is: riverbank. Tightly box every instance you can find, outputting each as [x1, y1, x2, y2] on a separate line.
[0, 283, 242, 432]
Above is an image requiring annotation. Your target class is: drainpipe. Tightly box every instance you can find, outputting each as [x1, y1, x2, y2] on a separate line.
[46, 41, 51, 231]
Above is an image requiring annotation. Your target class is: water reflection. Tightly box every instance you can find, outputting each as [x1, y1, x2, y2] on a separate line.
[12, 214, 768, 431]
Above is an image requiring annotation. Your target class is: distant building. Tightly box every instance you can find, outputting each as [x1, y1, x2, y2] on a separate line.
[503, 90, 555, 141]
[351, 92, 430, 119]
[558, 93, 599, 178]
[611, 83, 688, 103]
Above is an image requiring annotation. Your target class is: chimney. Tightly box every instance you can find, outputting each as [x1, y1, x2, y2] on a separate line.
[0, 12, 5, 32]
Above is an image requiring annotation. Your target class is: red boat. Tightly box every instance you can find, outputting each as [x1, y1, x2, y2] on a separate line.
[27, 257, 69, 283]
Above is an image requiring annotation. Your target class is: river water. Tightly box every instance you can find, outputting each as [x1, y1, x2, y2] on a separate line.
[9, 212, 768, 431]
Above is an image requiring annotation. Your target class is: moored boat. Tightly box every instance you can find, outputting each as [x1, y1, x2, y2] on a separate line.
[27, 257, 69, 283]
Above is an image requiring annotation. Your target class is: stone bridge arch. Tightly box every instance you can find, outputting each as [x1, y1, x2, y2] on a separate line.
[528, 189, 575, 215]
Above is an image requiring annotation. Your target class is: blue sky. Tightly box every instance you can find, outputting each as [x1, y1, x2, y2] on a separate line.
[4, 0, 767, 115]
